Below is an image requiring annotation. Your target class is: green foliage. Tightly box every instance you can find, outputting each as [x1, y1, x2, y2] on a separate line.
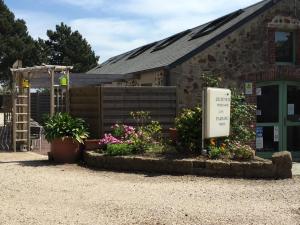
[130, 111, 151, 128]
[43, 113, 89, 143]
[200, 73, 222, 88]
[229, 91, 256, 143]
[105, 143, 136, 156]
[175, 106, 202, 152]
[0, 0, 43, 82]
[40, 23, 99, 73]
[209, 146, 230, 160]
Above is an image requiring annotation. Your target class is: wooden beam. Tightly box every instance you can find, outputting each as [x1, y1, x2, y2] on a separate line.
[27, 72, 31, 151]
[11, 71, 17, 152]
[50, 69, 55, 116]
[66, 70, 70, 113]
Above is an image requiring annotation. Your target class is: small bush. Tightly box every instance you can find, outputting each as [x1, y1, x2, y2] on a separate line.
[105, 143, 136, 156]
[229, 141, 255, 161]
[175, 106, 202, 152]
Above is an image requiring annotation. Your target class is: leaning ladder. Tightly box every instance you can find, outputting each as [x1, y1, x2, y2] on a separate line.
[12, 88, 31, 151]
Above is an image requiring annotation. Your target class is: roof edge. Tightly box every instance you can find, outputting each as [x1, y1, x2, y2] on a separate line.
[167, 0, 281, 70]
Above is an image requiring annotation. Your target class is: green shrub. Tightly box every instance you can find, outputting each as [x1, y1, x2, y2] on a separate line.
[175, 106, 202, 152]
[229, 141, 255, 161]
[209, 146, 230, 160]
[130, 111, 163, 152]
[229, 91, 256, 144]
[43, 113, 89, 143]
[105, 143, 136, 156]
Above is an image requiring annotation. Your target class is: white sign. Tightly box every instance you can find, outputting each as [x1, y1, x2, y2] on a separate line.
[256, 110, 262, 116]
[288, 104, 295, 115]
[256, 127, 263, 149]
[274, 126, 279, 142]
[245, 82, 253, 95]
[204, 88, 231, 138]
[256, 88, 262, 96]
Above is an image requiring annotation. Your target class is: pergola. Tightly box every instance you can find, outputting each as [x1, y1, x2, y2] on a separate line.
[10, 65, 73, 152]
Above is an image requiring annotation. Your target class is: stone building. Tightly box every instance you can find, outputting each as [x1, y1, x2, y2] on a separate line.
[88, 0, 300, 158]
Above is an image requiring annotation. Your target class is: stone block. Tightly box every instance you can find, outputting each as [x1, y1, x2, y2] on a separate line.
[272, 151, 292, 169]
[272, 151, 293, 179]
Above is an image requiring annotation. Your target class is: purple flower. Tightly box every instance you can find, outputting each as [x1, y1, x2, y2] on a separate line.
[99, 134, 123, 145]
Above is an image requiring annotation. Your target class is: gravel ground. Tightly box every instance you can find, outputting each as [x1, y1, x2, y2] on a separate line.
[0, 152, 299, 225]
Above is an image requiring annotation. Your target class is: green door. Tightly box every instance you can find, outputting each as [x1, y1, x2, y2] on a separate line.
[256, 81, 300, 160]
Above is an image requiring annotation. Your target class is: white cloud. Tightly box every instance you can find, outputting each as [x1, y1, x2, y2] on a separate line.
[54, 0, 104, 10]
[70, 18, 154, 62]
[11, 0, 262, 62]
[13, 10, 62, 39]
[112, 0, 259, 17]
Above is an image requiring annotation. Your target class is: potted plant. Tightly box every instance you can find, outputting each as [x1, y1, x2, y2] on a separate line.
[43, 113, 89, 163]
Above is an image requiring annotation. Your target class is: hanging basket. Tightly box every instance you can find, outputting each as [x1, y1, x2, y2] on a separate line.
[22, 79, 30, 88]
[59, 75, 68, 86]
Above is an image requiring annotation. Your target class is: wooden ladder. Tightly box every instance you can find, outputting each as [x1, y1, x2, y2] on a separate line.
[14, 92, 30, 150]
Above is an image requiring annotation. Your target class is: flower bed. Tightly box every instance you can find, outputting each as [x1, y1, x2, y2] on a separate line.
[83, 151, 293, 179]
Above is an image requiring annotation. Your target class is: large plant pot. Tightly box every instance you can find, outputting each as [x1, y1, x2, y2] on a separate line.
[50, 137, 80, 163]
[84, 139, 100, 151]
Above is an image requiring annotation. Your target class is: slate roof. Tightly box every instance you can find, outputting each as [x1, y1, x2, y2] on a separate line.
[29, 73, 134, 88]
[88, 0, 278, 76]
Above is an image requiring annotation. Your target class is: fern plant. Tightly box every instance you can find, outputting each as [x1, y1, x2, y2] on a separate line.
[43, 113, 89, 143]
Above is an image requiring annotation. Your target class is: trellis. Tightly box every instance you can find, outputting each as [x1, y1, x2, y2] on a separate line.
[10, 65, 73, 152]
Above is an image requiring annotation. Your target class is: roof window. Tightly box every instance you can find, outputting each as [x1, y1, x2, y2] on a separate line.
[127, 42, 157, 60]
[190, 9, 244, 40]
[151, 30, 191, 52]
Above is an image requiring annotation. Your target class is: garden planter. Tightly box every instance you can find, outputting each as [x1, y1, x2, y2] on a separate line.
[169, 128, 178, 143]
[50, 137, 80, 163]
[84, 139, 100, 151]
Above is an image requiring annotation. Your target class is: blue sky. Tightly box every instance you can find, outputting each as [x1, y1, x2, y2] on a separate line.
[5, 0, 260, 62]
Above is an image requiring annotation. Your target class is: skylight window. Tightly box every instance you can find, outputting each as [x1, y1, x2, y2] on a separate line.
[151, 30, 191, 52]
[127, 42, 157, 60]
[190, 9, 244, 40]
[110, 52, 132, 64]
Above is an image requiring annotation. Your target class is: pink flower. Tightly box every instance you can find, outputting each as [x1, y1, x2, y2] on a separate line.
[99, 133, 123, 145]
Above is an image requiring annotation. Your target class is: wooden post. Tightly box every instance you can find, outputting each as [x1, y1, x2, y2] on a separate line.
[50, 69, 55, 116]
[99, 86, 104, 137]
[65, 70, 70, 113]
[27, 72, 31, 151]
[97, 86, 102, 138]
[11, 71, 17, 152]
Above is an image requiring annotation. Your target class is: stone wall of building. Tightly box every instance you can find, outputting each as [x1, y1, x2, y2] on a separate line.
[169, 0, 300, 109]
[109, 70, 165, 87]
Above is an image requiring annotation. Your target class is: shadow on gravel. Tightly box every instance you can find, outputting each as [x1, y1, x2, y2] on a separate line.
[0, 160, 64, 167]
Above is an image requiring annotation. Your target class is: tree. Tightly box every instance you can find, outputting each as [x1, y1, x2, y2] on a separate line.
[0, 0, 42, 82]
[42, 23, 99, 73]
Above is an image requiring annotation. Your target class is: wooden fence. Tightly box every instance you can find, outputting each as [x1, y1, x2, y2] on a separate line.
[69, 86, 178, 138]
[31, 93, 51, 123]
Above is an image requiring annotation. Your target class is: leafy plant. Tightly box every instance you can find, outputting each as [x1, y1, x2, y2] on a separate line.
[229, 91, 256, 143]
[229, 141, 255, 161]
[209, 147, 230, 160]
[130, 111, 151, 128]
[105, 143, 136, 156]
[175, 106, 202, 152]
[43, 113, 89, 143]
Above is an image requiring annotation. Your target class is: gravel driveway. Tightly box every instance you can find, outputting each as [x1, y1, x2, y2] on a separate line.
[0, 152, 299, 225]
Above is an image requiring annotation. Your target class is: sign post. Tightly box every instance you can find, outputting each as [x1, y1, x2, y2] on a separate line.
[202, 87, 231, 155]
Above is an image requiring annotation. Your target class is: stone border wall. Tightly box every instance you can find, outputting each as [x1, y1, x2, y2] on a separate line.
[84, 151, 293, 179]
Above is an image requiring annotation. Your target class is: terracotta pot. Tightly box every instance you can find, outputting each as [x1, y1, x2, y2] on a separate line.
[50, 137, 80, 163]
[84, 139, 100, 150]
[169, 128, 178, 143]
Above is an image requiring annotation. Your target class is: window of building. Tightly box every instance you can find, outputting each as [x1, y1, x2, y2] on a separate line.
[151, 30, 191, 52]
[190, 9, 244, 40]
[127, 42, 157, 60]
[275, 31, 295, 63]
